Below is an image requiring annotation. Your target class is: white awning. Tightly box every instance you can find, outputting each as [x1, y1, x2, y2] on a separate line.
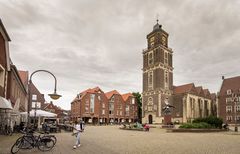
[0, 96, 13, 110]
[20, 109, 57, 117]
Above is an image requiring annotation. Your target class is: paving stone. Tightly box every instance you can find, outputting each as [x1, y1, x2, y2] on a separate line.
[0, 126, 240, 154]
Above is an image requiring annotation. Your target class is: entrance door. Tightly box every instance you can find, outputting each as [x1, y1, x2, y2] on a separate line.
[148, 115, 153, 124]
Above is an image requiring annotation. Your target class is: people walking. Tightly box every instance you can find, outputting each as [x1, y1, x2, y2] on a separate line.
[73, 120, 84, 149]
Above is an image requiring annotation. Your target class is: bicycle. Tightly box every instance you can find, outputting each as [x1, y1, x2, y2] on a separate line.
[0, 124, 13, 136]
[10, 129, 55, 154]
[41, 131, 57, 146]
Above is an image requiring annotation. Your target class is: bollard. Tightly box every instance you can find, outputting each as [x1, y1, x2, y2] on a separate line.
[234, 126, 238, 132]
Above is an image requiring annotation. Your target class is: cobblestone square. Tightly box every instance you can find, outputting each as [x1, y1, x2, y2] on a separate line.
[1, 126, 240, 154]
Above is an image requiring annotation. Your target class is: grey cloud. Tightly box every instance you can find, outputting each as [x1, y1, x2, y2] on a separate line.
[1, 0, 239, 109]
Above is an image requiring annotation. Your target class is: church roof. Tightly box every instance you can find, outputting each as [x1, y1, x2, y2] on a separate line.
[173, 83, 195, 94]
[153, 23, 162, 31]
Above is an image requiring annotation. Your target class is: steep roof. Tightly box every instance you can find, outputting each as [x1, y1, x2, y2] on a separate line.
[79, 86, 103, 98]
[173, 83, 195, 94]
[220, 76, 240, 95]
[105, 90, 120, 99]
[203, 89, 211, 99]
[210, 93, 217, 100]
[195, 86, 205, 97]
[0, 19, 11, 41]
[122, 93, 133, 101]
[18, 70, 28, 89]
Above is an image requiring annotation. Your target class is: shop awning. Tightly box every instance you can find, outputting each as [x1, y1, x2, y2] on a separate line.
[0, 96, 13, 110]
[20, 109, 57, 117]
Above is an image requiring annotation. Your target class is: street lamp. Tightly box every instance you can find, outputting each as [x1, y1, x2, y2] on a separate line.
[232, 93, 238, 132]
[27, 70, 61, 128]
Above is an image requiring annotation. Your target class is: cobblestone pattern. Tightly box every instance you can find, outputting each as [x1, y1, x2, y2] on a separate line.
[0, 126, 240, 154]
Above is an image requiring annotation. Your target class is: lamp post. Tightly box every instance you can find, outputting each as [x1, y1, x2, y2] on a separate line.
[27, 70, 61, 128]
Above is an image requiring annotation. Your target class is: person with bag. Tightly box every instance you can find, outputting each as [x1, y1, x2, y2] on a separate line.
[73, 120, 84, 149]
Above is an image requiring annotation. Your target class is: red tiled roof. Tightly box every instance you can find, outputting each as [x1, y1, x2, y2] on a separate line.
[220, 76, 240, 95]
[105, 90, 120, 99]
[122, 93, 133, 101]
[79, 86, 103, 98]
[18, 70, 28, 89]
[173, 83, 195, 94]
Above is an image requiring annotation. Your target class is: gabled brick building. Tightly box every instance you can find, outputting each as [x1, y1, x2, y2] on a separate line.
[71, 87, 138, 124]
[106, 90, 125, 123]
[71, 87, 109, 124]
[28, 82, 45, 110]
[122, 93, 138, 123]
[218, 76, 240, 124]
[43, 101, 69, 121]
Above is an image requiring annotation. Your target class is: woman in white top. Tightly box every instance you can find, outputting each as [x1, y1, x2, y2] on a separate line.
[73, 120, 84, 149]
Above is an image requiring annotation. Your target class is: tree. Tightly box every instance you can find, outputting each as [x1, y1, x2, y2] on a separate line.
[132, 92, 142, 123]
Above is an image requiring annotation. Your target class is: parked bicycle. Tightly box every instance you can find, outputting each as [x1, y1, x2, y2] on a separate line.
[11, 129, 55, 154]
[0, 124, 13, 136]
[42, 131, 57, 146]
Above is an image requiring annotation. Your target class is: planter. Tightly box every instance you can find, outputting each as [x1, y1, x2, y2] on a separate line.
[119, 127, 144, 131]
[167, 128, 228, 133]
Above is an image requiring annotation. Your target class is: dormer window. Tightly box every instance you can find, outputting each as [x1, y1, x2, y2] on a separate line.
[227, 89, 232, 95]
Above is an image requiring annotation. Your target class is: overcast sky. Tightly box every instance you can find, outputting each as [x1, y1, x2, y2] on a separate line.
[1, 0, 240, 110]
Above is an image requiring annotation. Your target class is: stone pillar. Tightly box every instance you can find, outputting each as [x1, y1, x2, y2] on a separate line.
[182, 96, 187, 123]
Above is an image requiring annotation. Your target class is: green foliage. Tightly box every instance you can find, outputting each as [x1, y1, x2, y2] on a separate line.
[132, 92, 142, 123]
[192, 116, 223, 128]
[179, 122, 212, 129]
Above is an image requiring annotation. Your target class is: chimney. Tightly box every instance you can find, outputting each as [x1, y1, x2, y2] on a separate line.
[222, 76, 225, 80]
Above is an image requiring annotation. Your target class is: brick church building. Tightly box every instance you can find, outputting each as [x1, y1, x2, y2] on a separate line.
[142, 21, 216, 124]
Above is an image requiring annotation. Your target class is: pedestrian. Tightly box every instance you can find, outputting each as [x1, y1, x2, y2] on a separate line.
[73, 120, 84, 149]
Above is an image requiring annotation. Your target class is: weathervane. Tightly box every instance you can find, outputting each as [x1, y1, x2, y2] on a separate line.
[156, 13, 159, 24]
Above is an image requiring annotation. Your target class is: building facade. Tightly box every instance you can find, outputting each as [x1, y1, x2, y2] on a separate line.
[6, 65, 28, 125]
[142, 22, 173, 124]
[0, 19, 10, 98]
[43, 101, 69, 122]
[7, 66, 28, 113]
[29, 82, 45, 111]
[218, 76, 240, 124]
[122, 93, 138, 123]
[71, 87, 138, 124]
[172, 83, 214, 123]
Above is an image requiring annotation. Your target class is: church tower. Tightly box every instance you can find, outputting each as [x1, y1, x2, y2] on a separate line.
[142, 21, 173, 124]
